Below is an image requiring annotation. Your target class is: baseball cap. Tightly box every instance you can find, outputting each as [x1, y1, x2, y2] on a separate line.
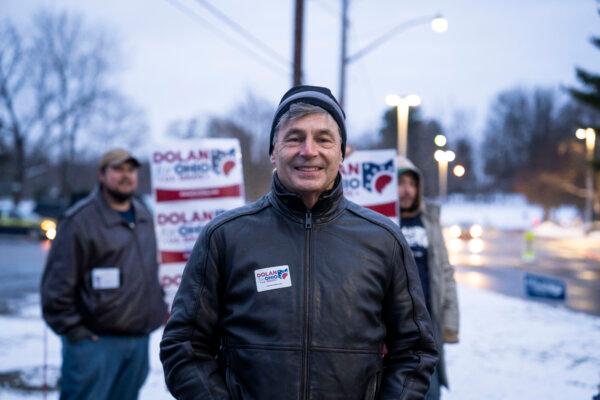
[98, 148, 141, 171]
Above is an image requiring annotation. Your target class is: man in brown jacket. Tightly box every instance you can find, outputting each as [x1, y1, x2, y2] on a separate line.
[42, 149, 167, 400]
[397, 156, 460, 400]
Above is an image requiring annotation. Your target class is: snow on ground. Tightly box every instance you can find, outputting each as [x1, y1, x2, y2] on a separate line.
[443, 286, 600, 400]
[440, 194, 580, 231]
[1, 286, 599, 400]
[0, 308, 173, 400]
[533, 221, 586, 239]
[441, 194, 543, 230]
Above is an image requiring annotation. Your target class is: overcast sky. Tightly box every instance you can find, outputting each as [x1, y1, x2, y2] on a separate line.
[5, 0, 600, 148]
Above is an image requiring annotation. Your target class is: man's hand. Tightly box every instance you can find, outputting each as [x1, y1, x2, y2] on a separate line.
[66, 326, 98, 342]
[443, 328, 459, 344]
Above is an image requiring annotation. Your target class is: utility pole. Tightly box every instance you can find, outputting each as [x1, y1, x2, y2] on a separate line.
[293, 0, 305, 86]
[338, 0, 349, 109]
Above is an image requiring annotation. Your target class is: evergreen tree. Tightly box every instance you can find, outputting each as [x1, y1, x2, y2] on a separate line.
[448, 137, 476, 194]
[568, 7, 600, 220]
[570, 31, 600, 113]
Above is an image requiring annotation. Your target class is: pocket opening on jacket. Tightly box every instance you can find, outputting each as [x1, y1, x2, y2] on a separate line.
[226, 367, 243, 400]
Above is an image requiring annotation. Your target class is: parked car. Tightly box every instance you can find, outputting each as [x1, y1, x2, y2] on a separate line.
[0, 208, 56, 240]
[448, 222, 483, 240]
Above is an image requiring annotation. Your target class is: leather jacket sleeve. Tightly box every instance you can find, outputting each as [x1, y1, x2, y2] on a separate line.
[380, 239, 439, 399]
[41, 218, 89, 338]
[160, 228, 230, 400]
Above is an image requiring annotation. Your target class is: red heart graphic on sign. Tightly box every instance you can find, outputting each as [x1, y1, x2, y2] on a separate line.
[282, 272, 288, 280]
[223, 160, 235, 176]
[375, 175, 392, 193]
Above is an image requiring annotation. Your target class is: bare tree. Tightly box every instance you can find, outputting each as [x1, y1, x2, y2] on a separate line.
[0, 21, 41, 207]
[166, 117, 206, 140]
[206, 117, 273, 202]
[481, 86, 599, 218]
[31, 11, 147, 196]
[228, 92, 274, 162]
[84, 92, 148, 154]
[0, 10, 147, 208]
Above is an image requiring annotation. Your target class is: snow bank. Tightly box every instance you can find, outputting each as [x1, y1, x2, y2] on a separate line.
[440, 194, 580, 231]
[533, 221, 585, 239]
[441, 195, 544, 230]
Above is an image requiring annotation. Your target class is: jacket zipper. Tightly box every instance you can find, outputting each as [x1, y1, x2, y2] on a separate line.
[301, 211, 312, 400]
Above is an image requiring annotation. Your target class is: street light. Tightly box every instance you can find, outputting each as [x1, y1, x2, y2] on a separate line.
[585, 128, 596, 159]
[386, 94, 421, 157]
[434, 149, 455, 200]
[453, 164, 465, 177]
[431, 16, 449, 33]
[339, 13, 447, 108]
[434, 134, 447, 147]
[576, 127, 597, 224]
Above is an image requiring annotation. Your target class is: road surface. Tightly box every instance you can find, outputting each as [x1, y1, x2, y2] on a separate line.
[448, 229, 600, 316]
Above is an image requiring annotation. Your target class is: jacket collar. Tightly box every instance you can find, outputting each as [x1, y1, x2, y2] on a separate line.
[268, 172, 346, 224]
[92, 186, 151, 227]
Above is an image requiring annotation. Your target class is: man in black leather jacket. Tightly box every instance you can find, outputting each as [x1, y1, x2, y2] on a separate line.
[160, 86, 438, 400]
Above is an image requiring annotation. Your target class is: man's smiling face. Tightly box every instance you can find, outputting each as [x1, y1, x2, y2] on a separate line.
[270, 112, 342, 208]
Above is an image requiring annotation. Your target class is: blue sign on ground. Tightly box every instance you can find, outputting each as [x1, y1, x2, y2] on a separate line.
[524, 273, 566, 300]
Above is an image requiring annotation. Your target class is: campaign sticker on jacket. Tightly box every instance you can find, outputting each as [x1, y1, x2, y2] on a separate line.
[254, 265, 292, 292]
[91, 267, 120, 289]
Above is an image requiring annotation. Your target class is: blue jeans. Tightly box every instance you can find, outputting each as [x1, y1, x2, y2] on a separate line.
[60, 335, 149, 400]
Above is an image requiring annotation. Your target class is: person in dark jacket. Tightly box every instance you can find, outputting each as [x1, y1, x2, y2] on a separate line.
[160, 85, 438, 400]
[397, 156, 460, 400]
[41, 148, 167, 400]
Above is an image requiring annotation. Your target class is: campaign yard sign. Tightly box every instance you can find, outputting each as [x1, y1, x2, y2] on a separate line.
[341, 149, 399, 224]
[150, 138, 245, 307]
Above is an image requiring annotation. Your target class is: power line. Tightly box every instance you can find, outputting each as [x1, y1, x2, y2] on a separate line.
[192, 0, 291, 69]
[164, 0, 289, 78]
[347, 15, 435, 64]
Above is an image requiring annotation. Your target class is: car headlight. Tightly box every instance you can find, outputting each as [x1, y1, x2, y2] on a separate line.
[469, 224, 483, 238]
[45, 228, 57, 240]
[40, 219, 57, 232]
[449, 224, 462, 239]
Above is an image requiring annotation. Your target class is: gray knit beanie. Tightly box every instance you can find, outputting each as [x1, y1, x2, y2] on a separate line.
[269, 85, 347, 157]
